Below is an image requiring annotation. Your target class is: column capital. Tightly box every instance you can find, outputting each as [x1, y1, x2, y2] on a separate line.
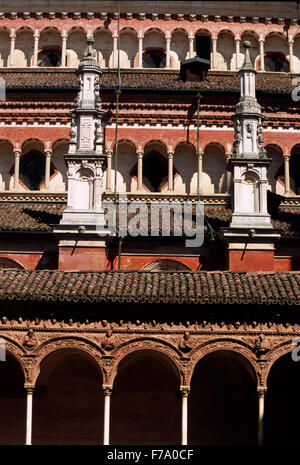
[234, 36, 241, 42]
[45, 148, 52, 157]
[112, 31, 118, 39]
[211, 36, 217, 42]
[106, 148, 113, 157]
[103, 384, 113, 396]
[165, 31, 171, 40]
[138, 32, 144, 39]
[180, 385, 190, 397]
[10, 32, 16, 40]
[257, 386, 267, 397]
[14, 148, 21, 156]
[24, 384, 35, 392]
[289, 39, 294, 46]
[259, 37, 265, 43]
[284, 152, 290, 160]
[34, 30, 40, 38]
[62, 30, 68, 39]
[137, 149, 143, 158]
[188, 34, 194, 40]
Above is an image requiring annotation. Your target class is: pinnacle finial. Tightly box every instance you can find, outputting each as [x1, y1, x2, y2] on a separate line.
[84, 34, 96, 59]
[241, 40, 253, 70]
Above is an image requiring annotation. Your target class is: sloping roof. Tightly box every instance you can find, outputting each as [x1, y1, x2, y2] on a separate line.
[0, 202, 299, 237]
[0, 203, 65, 232]
[0, 269, 299, 305]
[0, 70, 294, 93]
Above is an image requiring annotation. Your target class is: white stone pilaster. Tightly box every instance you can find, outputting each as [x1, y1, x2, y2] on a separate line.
[25, 388, 34, 445]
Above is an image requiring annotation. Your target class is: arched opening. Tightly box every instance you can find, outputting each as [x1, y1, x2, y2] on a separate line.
[120, 29, 138, 68]
[170, 29, 188, 69]
[240, 32, 259, 69]
[111, 141, 137, 193]
[143, 29, 166, 68]
[216, 30, 235, 70]
[202, 143, 226, 194]
[39, 28, 61, 67]
[0, 28, 10, 67]
[110, 350, 181, 444]
[33, 348, 103, 445]
[264, 34, 289, 72]
[94, 29, 113, 68]
[173, 143, 196, 194]
[50, 140, 68, 191]
[0, 257, 24, 269]
[265, 144, 284, 194]
[67, 28, 86, 67]
[290, 144, 300, 194]
[19, 150, 52, 191]
[0, 353, 25, 444]
[189, 350, 257, 445]
[0, 140, 14, 190]
[265, 352, 300, 445]
[195, 30, 211, 62]
[14, 28, 33, 67]
[142, 259, 191, 271]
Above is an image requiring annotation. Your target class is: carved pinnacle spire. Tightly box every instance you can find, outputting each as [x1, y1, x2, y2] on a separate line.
[241, 40, 253, 70]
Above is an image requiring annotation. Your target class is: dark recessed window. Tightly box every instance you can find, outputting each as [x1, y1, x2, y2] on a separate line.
[195, 36, 211, 60]
[143, 50, 166, 68]
[138, 151, 168, 191]
[265, 55, 289, 72]
[38, 50, 61, 67]
[20, 150, 54, 190]
[290, 154, 300, 194]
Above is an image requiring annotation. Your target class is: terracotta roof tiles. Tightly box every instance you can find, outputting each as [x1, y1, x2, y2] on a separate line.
[0, 269, 299, 305]
[0, 70, 294, 93]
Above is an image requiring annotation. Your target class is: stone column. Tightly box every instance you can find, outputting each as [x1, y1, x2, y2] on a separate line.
[103, 386, 112, 445]
[289, 40, 294, 73]
[106, 149, 112, 192]
[13, 148, 21, 190]
[225, 153, 232, 193]
[44, 148, 52, 190]
[9, 29, 16, 66]
[211, 36, 217, 70]
[32, 30, 39, 67]
[168, 149, 174, 191]
[112, 32, 118, 68]
[61, 31, 68, 67]
[235, 37, 241, 70]
[258, 387, 266, 445]
[180, 387, 190, 445]
[166, 33, 171, 68]
[284, 152, 291, 195]
[137, 148, 143, 191]
[25, 388, 34, 445]
[138, 33, 143, 68]
[197, 151, 203, 195]
[259, 38, 265, 71]
[188, 35, 194, 59]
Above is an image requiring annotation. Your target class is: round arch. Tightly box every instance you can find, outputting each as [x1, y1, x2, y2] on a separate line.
[110, 347, 181, 445]
[142, 259, 191, 271]
[189, 348, 258, 445]
[32, 344, 104, 445]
